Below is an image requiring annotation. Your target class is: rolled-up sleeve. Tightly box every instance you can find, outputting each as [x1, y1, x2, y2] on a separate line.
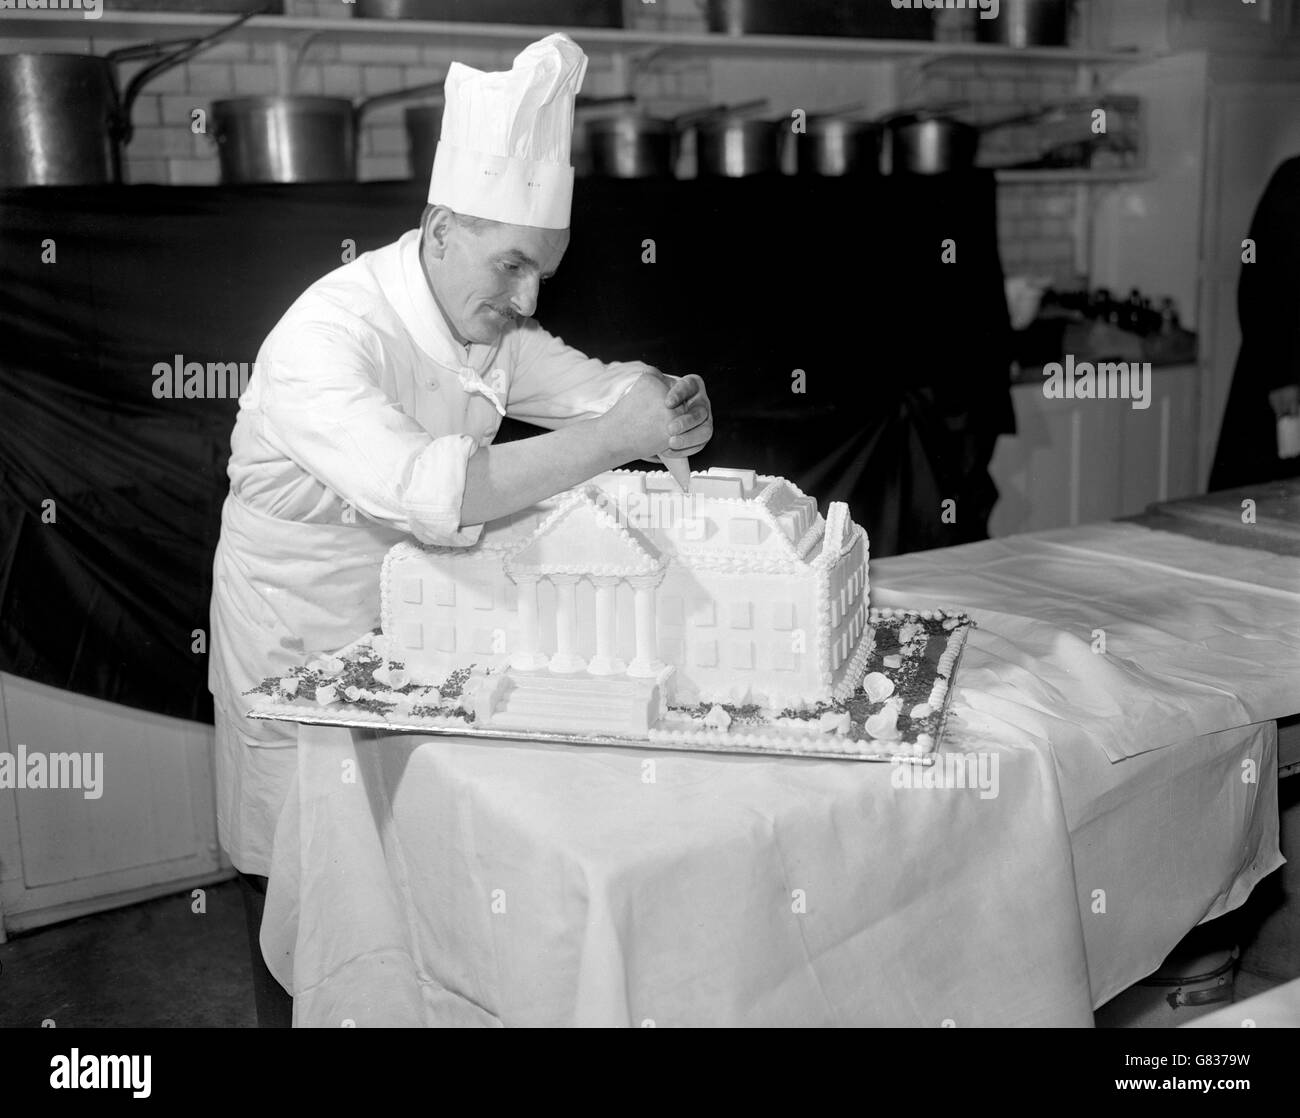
[257, 318, 482, 547]
[505, 319, 652, 428]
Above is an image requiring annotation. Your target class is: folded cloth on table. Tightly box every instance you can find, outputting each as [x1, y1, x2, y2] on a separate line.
[871, 523, 1300, 762]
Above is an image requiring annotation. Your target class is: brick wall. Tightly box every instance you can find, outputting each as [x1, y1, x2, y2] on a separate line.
[8, 0, 1085, 282]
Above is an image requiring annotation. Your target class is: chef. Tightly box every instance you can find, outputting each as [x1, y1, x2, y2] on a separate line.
[208, 33, 713, 1024]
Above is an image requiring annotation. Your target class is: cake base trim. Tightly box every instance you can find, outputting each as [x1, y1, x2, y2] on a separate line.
[244, 609, 973, 762]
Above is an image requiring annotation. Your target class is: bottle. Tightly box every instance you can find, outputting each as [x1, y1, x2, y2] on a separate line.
[1159, 297, 1180, 335]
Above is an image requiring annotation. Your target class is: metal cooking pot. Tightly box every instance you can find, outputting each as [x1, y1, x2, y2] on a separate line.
[404, 102, 443, 185]
[354, 0, 622, 24]
[789, 109, 880, 176]
[212, 81, 444, 184]
[406, 95, 639, 184]
[585, 114, 674, 179]
[696, 118, 783, 177]
[703, 0, 932, 39]
[880, 111, 979, 175]
[680, 101, 778, 178]
[975, 0, 1070, 47]
[578, 98, 687, 180]
[0, 11, 258, 187]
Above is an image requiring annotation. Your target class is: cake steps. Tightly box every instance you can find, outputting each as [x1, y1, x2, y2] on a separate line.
[502, 671, 649, 698]
[490, 670, 659, 736]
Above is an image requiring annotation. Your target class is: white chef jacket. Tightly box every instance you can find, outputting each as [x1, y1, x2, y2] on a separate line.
[209, 227, 652, 877]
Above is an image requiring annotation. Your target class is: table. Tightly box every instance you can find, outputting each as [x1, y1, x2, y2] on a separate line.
[260, 522, 1298, 1026]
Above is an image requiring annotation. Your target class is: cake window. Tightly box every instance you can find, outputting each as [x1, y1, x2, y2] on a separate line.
[691, 600, 715, 627]
[471, 582, 494, 610]
[830, 600, 840, 627]
[772, 602, 795, 631]
[472, 628, 497, 654]
[730, 641, 755, 670]
[730, 602, 753, 630]
[694, 640, 718, 668]
[432, 625, 455, 652]
[400, 578, 423, 605]
[659, 637, 683, 665]
[661, 595, 685, 627]
[728, 517, 763, 546]
[398, 622, 423, 650]
[434, 581, 456, 607]
[500, 583, 517, 611]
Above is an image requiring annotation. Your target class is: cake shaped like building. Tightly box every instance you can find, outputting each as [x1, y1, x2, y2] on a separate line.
[380, 467, 870, 732]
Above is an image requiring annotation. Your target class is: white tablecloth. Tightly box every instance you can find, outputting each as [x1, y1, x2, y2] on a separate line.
[260, 524, 1295, 1026]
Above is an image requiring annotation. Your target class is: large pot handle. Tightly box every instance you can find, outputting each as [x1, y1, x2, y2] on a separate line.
[353, 80, 447, 126]
[113, 8, 267, 147]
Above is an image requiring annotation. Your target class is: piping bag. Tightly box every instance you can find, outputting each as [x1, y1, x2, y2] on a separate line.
[659, 455, 691, 492]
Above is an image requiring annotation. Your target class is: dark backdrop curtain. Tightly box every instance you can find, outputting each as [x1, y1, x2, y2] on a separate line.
[0, 175, 1011, 721]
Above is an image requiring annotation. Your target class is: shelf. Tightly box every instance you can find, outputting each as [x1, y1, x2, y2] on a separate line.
[992, 168, 1149, 184]
[5, 11, 1152, 63]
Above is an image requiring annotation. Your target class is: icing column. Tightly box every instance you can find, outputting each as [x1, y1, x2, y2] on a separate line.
[510, 576, 549, 671]
[626, 573, 664, 678]
[586, 576, 626, 676]
[548, 574, 586, 673]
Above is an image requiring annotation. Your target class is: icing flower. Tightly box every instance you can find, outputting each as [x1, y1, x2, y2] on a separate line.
[386, 667, 410, 689]
[898, 622, 921, 645]
[703, 704, 732, 731]
[314, 684, 338, 705]
[864, 704, 901, 741]
[372, 664, 391, 687]
[344, 686, 362, 702]
[862, 672, 895, 702]
[910, 702, 932, 719]
[279, 677, 299, 697]
[818, 711, 850, 735]
[882, 654, 902, 670]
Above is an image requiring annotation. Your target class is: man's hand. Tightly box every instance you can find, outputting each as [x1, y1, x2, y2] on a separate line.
[661, 374, 713, 458]
[600, 373, 675, 462]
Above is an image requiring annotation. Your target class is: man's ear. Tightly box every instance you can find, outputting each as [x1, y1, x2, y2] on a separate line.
[423, 205, 456, 260]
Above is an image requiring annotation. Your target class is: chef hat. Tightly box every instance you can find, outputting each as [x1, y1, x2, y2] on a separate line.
[428, 33, 588, 230]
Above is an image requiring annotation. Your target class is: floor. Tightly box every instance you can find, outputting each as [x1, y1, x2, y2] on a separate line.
[0, 879, 255, 1028]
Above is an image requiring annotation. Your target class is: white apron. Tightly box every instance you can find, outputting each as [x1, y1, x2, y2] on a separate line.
[210, 493, 405, 876]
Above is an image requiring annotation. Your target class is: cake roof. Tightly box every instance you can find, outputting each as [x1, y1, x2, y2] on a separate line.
[504, 486, 665, 579]
[584, 467, 827, 564]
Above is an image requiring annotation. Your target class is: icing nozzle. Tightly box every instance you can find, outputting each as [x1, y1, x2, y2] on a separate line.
[660, 455, 691, 492]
